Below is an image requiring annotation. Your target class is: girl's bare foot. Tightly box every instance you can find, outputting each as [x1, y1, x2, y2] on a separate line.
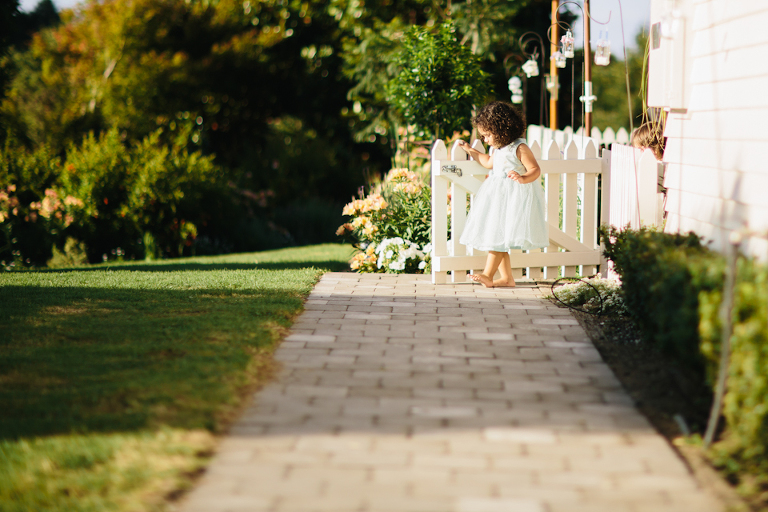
[469, 273, 494, 288]
[492, 278, 516, 288]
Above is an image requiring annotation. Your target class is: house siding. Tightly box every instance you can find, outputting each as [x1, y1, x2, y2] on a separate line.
[661, 1, 768, 260]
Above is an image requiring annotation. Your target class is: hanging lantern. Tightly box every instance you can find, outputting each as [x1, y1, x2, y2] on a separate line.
[508, 76, 524, 104]
[561, 29, 575, 58]
[522, 58, 539, 78]
[545, 74, 559, 100]
[551, 51, 567, 69]
[594, 31, 611, 66]
[661, 0, 682, 37]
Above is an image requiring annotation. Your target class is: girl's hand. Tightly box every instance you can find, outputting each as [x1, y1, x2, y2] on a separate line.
[507, 171, 523, 182]
[461, 140, 494, 169]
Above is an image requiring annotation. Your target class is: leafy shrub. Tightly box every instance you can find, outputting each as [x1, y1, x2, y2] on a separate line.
[0, 128, 231, 265]
[599, 225, 768, 489]
[599, 225, 719, 373]
[0, 143, 65, 265]
[698, 257, 768, 485]
[388, 22, 491, 140]
[57, 128, 224, 260]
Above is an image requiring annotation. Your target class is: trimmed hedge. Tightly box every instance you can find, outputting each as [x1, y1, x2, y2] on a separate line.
[600, 226, 768, 485]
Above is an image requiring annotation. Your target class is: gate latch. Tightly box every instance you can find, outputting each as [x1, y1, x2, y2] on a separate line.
[441, 165, 462, 177]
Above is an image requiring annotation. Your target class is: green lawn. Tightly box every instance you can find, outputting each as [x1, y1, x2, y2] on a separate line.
[0, 243, 354, 512]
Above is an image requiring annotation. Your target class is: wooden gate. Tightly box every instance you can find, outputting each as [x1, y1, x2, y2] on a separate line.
[430, 138, 610, 284]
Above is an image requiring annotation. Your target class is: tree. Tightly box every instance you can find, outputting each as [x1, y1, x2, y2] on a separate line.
[0, 0, 60, 104]
[388, 22, 491, 141]
[0, 0, 382, 202]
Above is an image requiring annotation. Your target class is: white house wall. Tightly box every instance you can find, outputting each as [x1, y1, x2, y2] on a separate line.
[660, 0, 768, 260]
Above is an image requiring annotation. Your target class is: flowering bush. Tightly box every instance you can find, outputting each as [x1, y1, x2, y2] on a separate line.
[338, 167, 431, 273]
[349, 243, 378, 272]
[0, 185, 20, 224]
[0, 181, 87, 270]
[375, 237, 428, 272]
[29, 189, 84, 228]
[338, 128, 472, 274]
[550, 275, 628, 316]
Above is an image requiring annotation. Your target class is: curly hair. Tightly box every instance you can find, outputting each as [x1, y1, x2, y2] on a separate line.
[471, 101, 526, 148]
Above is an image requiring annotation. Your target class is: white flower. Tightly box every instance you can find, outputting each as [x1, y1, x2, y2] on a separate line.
[418, 261, 426, 269]
[386, 250, 394, 259]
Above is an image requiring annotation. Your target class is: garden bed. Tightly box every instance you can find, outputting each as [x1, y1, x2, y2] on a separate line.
[567, 307, 758, 511]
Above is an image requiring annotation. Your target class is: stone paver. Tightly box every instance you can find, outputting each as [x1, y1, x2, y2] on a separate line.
[179, 273, 722, 512]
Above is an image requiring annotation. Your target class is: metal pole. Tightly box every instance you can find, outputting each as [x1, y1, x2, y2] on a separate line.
[583, 0, 593, 132]
[549, 0, 558, 130]
[523, 76, 528, 120]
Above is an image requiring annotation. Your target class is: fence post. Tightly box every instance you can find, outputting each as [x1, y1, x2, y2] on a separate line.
[431, 140, 448, 284]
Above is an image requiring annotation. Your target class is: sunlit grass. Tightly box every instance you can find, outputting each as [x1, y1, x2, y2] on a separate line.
[0, 430, 214, 512]
[0, 243, 353, 511]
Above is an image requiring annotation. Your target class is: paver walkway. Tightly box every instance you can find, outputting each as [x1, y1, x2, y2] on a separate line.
[180, 273, 721, 512]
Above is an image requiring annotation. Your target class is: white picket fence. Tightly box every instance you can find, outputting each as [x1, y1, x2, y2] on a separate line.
[431, 138, 610, 283]
[607, 144, 666, 229]
[526, 124, 630, 155]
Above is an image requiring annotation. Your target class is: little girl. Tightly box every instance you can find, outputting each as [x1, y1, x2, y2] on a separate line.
[458, 101, 549, 288]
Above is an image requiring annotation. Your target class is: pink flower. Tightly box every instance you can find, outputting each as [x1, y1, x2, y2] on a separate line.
[64, 196, 84, 207]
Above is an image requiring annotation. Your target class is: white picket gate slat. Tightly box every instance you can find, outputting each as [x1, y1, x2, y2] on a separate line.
[431, 140, 449, 284]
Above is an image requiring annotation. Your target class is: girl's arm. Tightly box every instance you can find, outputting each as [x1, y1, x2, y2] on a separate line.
[457, 140, 493, 169]
[509, 143, 541, 184]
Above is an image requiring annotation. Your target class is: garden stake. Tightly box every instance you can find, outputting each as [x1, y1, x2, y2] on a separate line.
[704, 232, 741, 446]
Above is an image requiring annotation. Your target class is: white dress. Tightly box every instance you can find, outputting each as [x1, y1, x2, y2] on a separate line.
[459, 138, 549, 252]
